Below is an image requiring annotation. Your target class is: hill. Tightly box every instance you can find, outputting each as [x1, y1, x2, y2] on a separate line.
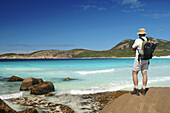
[0, 37, 170, 59]
[99, 87, 170, 113]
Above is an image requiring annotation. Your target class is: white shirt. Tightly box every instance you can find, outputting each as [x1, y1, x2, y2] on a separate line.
[132, 37, 148, 61]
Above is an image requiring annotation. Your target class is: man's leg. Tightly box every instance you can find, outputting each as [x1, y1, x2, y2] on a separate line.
[133, 71, 139, 87]
[141, 70, 148, 95]
[131, 71, 139, 96]
[141, 70, 147, 88]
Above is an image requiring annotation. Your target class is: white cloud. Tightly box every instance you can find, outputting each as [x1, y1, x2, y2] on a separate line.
[79, 5, 106, 11]
[144, 13, 170, 19]
[122, 8, 144, 12]
[121, 0, 145, 8]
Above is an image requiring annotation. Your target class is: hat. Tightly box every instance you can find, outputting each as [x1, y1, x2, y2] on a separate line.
[137, 28, 147, 35]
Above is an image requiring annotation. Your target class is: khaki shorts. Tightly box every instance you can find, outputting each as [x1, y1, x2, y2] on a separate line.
[133, 60, 149, 71]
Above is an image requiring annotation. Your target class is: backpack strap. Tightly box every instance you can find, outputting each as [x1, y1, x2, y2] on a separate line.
[140, 37, 145, 41]
[140, 37, 149, 41]
[146, 37, 149, 41]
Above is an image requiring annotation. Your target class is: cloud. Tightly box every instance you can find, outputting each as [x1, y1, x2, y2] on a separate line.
[0, 50, 36, 55]
[122, 8, 144, 12]
[79, 5, 106, 11]
[112, 0, 145, 12]
[0, 43, 75, 47]
[144, 13, 170, 19]
[121, 0, 144, 9]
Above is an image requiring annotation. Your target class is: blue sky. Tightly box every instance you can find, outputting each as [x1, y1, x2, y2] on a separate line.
[0, 0, 170, 54]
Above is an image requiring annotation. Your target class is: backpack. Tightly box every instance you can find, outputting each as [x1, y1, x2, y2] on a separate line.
[138, 37, 157, 60]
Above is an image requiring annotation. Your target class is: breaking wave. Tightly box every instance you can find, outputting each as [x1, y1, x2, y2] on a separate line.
[0, 92, 23, 100]
[76, 68, 114, 75]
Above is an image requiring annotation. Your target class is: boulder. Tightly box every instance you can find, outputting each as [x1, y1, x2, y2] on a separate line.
[30, 82, 55, 95]
[18, 108, 38, 113]
[100, 87, 170, 113]
[8, 76, 23, 82]
[0, 98, 17, 113]
[59, 104, 74, 113]
[36, 79, 43, 83]
[45, 93, 55, 97]
[20, 78, 42, 91]
[64, 77, 74, 81]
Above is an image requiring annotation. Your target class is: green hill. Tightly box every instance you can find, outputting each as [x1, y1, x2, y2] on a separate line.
[0, 37, 170, 59]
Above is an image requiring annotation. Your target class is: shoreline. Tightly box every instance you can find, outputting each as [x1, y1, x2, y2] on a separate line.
[0, 55, 170, 60]
[4, 90, 129, 113]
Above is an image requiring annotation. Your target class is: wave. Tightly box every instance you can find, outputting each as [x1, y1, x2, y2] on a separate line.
[70, 85, 132, 95]
[148, 77, 170, 84]
[76, 68, 114, 75]
[0, 92, 23, 100]
[69, 77, 170, 95]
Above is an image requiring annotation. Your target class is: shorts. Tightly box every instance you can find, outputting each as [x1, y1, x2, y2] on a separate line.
[132, 60, 149, 71]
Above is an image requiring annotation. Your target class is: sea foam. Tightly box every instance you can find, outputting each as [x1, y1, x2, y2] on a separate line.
[76, 68, 114, 75]
[0, 92, 23, 100]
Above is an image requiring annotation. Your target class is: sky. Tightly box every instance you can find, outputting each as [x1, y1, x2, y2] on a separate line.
[0, 0, 170, 54]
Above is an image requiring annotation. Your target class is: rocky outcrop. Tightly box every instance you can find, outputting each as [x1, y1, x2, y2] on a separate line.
[20, 77, 54, 95]
[0, 49, 90, 59]
[0, 98, 17, 113]
[12, 96, 74, 113]
[20, 78, 42, 91]
[59, 105, 74, 113]
[64, 77, 75, 81]
[30, 82, 55, 95]
[18, 108, 38, 113]
[8, 76, 23, 82]
[0, 99, 38, 113]
[100, 87, 170, 113]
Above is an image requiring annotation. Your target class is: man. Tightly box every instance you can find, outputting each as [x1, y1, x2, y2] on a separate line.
[131, 28, 149, 96]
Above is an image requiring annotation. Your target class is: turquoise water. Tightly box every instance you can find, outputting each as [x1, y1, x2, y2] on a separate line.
[0, 58, 170, 99]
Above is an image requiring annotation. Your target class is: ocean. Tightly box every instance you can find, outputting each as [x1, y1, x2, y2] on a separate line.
[0, 58, 170, 112]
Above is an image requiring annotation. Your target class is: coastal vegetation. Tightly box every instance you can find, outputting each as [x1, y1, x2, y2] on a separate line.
[0, 37, 170, 59]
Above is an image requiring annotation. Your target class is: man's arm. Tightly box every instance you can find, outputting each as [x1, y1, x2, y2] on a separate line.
[132, 39, 138, 51]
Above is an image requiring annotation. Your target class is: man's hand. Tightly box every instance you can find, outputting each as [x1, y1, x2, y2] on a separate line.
[132, 48, 137, 51]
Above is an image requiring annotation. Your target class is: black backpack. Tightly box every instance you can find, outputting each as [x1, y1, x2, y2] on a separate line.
[138, 37, 157, 60]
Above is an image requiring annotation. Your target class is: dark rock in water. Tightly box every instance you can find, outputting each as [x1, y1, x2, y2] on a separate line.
[20, 78, 43, 91]
[45, 93, 55, 97]
[59, 104, 74, 113]
[0, 98, 17, 113]
[18, 108, 38, 113]
[64, 77, 75, 81]
[8, 76, 23, 82]
[30, 82, 55, 95]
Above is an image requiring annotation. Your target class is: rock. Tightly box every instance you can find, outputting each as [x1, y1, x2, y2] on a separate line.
[30, 82, 55, 95]
[18, 108, 38, 113]
[0, 98, 17, 113]
[100, 87, 170, 113]
[64, 77, 74, 81]
[45, 93, 55, 97]
[59, 104, 74, 113]
[20, 78, 43, 91]
[8, 76, 23, 82]
[36, 79, 43, 83]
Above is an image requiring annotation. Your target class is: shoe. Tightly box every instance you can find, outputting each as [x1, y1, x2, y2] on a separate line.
[140, 88, 148, 95]
[131, 88, 140, 96]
